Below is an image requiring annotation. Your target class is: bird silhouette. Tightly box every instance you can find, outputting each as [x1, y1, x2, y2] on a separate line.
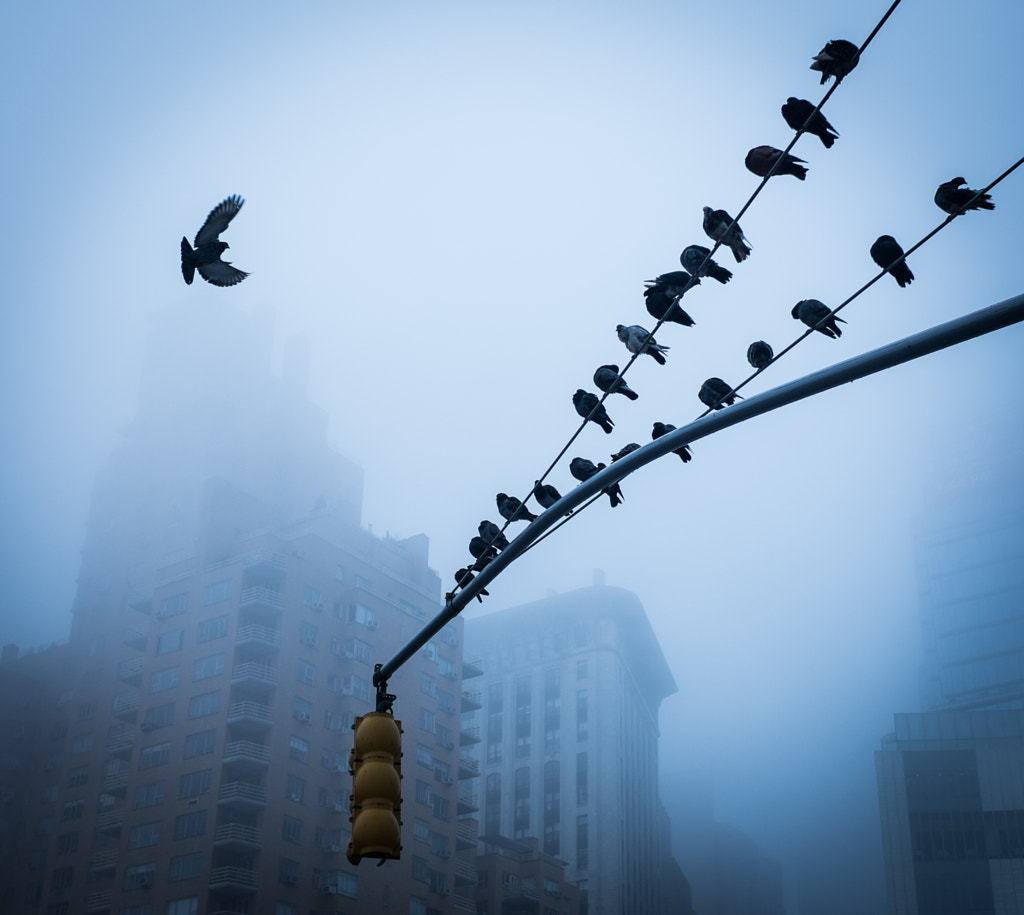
[617, 325, 669, 365]
[478, 520, 510, 551]
[744, 146, 807, 181]
[569, 457, 623, 507]
[651, 422, 692, 463]
[594, 364, 638, 401]
[870, 236, 914, 288]
[532, 481, 563, 510]
[702, 207, 752, 262]
[680, 245, 733, 283]
[781, 98, 838, 148]
[181, 195, 249, 286]
[573, 389, 614, 434]
[746, 340, 774, 370]
[810, 39, 859, 84]
[610, 443, 641, 462]
[496, 493, 538, 523]
[934, 177, 994, 214]
[792, 299, 845, 338]
[699, 378, 742, 411]
[451, 567, 488, 603]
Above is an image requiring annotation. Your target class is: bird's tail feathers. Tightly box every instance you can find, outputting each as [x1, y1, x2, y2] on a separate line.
[623, 388, 639, 401]
[180, 237, 196, 284]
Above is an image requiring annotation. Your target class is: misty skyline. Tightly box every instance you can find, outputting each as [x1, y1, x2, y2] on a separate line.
[3, 1, 1023, 911]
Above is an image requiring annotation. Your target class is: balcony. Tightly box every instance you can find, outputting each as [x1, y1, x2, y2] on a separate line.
[456, 818, 478, 851]
[454, 857, 478, 886]
[231, 660, 278, 692]
[218, 781, 267, 808]
[226, 700, 274, 731]
[214, 823, 263, 850]
[235, 623, 281, 654]
[102, 772, 128, 795]
[459, 724, 481, 746]
[112, 694, 140, 720]
[122, 627, 148, 649]
[209, 866, 259, 894]
[89, 849, 118, 872]
[222, 740, 270, 772]
[462, 658, 484, 679]
[242, 548, 287, 582]
[452, 895, 477, 913]
[97, 809, 124, 834]
[461, 688, 483, 711]
[84, 891, 113, 912]
[457, 791, 479, 815]
[238, 586, 284, 621]
[126, 593, 152, 615]
[117, 657, 144, 686]
[458, 754, 480, 780]
[107, 728, 136, 756]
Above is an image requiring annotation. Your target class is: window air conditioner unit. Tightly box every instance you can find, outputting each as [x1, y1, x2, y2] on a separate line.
[440, 850, 451, 859]
[439, 888, 451, 897]
[330, 844, 342, 852]
[297, 712, 311, 722]
[139, 874, 153, 887]
[365, 620, 378, 630]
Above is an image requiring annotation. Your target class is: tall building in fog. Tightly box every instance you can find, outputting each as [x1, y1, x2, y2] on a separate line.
[464, 584, 691, 915]
[0, 302, 484, 915]
[876, 425, 1024, 914]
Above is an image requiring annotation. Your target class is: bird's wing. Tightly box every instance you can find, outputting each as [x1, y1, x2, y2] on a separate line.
[194, 195, 244, 246]
[198, 260, 249, 287]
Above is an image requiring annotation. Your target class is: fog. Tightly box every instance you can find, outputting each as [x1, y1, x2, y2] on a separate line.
[3, 1, 1023, 912]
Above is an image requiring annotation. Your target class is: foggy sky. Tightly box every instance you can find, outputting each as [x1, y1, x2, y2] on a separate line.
[3, 2, 1023, 912]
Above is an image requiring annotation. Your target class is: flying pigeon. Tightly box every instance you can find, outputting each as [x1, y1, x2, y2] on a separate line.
[746, 340, 774, 370]
[781, 98, 838, 149]
[478, 520, 510, 552]
[573, 389, 614, 434]
[594, 364, 638, 401]
[643, 279, 696, 327]
[569, 457, 623, 508]
[810, 39, 860, 84]
[181, 195, 249, 286]
[744, 145, 808, 181]
[680, 244, 733, 283]
[870, 236, 914, 288]
[496, 492, 537, 523]
[451, 566, 488, 603]
[532, 481, 563, 510]
[934, 177, 994, 214]
[617, 324, 669, 365]
[610, 443, 641, 462]
[651, 422, 692, 463]
[699, 377, 742, 411]
[792, 299, 845, 338]
[702, 207, 752, 263]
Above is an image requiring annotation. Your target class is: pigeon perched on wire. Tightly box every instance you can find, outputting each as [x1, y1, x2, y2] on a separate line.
[573, 389, 614, 434]
[180, 195, 249, 286]
[532, 481, 563, 510]
[496, 492, 538, 523]
[569, 457, 623, 508]
[792, 299, 845, 338]
[450, 567, 488, 603]
[934, 177, 994, 214]
[870, 236, 914, 288]
[810, 39, 860, 84]
[651, 422, 692, 463]
[643, 276, 696, 327]
[617, 324, 669, 365]
[594, 364, 638, 401]
[744, 146, 808, 181]
[468, 536, 498, 571]
[702, 207, 752, 263]
[746, 340, 774, 370]
[478, 520, 510, 552]
[782, 98, 838, 149]
[699, 378, 742, 411]
[610, 443, 641, 462]
[680, 245, 733, 284]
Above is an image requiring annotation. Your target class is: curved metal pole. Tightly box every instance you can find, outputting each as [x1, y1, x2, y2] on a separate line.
[377, 291, 1024, 684]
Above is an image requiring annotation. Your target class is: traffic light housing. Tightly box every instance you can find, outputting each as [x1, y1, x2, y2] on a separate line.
[347, 711, 402, 865]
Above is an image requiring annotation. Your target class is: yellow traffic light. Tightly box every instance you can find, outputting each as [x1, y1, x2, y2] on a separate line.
[347, 711, 403, 865]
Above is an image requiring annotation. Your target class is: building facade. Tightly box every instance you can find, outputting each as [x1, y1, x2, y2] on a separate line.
[464, 585, 686, 915]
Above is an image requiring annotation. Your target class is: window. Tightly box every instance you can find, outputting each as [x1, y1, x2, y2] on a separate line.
[415, 781, 432, 805]
[419, 709, 436, 734]
[192, 653, 224, 681]
[67, 766, 88, 788]
[292, 697, 312, 723]
[421, 674, 436, 697]
[295, 659, 315, 686]
[515, 675, 532, 758]
[166, 898, 198, 915]
[62, 800, 84, 821]
[56, 832, 79, 855]
[417, 745, 433, 768]
[282, 815, 303, 844]
[513, 768, 531, 838]
[300, 620, 319, 647]
[576, 690, 588, 742]
[50, 867, 74, 891]
[142, 702, 175, 730]
[577, 814, 589, 870]
[168, 852, 202, 882]
[577, 659, 588, 679]
[135, 781, 166, 809]
[183, 730, 216, 759]
[276, 904, 296, 915]
[158, 592, 188, 619]
[42, 783, 59, 803]
[77, 700, 98, 720]
[139, 742, 171, 770]
[120, 906, 151, 915]
[129, 821, 161, 849]
[71, 733, 94, 754]
[197, 615, 229, 642]
[289, 736, 309, 763]
[438, 657, 455, 678]
[286, 774, 305, 803]
[278, 857, 300, 886]
[302, 584, 322, 610]
[203, 578, 232, 606]
[150, 666, 180, 693]
[335, 564, 345, 582]
[187, 691, 220, 719]
[178, 770, 211, 798]
[123, 863, 155, 890]
[173, 810, 207, 840]
[577, 752, 588, 804]
[349, 603, 376, 628]
[156, 630, 183, 655]
[328, 871, 358, 899]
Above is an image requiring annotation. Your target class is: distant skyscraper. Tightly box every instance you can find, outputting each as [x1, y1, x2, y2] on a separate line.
[876, 423, 1024, 914]
[464, 584, 691, 915]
